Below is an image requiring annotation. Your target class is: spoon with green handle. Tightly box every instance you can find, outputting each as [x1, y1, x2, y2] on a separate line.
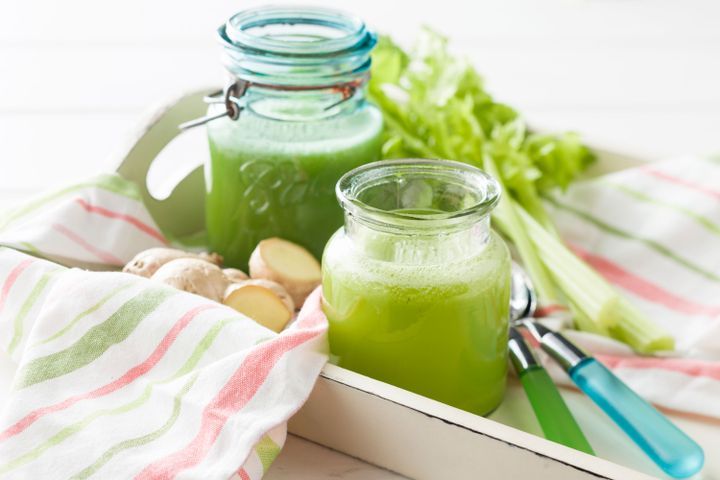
[509, 265, 594, 454]
[508, 327, 595, 454]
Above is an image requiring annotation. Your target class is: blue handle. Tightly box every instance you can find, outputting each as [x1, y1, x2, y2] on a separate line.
[570, 359, 704, 478]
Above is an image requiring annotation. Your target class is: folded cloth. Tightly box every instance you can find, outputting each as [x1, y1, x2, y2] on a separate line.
[547, 155, 720, 419]
[0, 174, 169, 268]
[0, 177, 328, 479]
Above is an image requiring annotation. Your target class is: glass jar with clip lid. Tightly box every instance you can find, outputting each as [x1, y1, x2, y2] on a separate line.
[322, 159, 512, 416]
[183, 6, 383, 269]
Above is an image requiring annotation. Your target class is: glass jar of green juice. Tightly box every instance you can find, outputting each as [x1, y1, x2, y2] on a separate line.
[322, 159, 512, 416]
[204, 6, 382, 269]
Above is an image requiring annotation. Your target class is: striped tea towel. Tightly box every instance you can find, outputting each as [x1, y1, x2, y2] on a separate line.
[0, 174, 169, 268]
[0, 176, 328, 479]
[547, 156, 720, 419]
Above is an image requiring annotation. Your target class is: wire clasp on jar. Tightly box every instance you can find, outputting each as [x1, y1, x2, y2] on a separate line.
[179, 76, 366, 130]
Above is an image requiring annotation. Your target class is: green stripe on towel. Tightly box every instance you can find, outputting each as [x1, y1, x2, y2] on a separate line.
[256, 435, 281, 473]
[0, 317, 238, 474]
[549, 198, 720, 283]
[70, 374, 198, 480]
[608, 183, 720, 237]
[32, 282, 135, 348]
[0, 175, 141, 232]
[18, 288, 174, 388]
[8, 269, 63, 355]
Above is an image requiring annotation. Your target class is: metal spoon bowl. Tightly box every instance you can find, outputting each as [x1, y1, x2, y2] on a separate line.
[510, 262, 537, 323]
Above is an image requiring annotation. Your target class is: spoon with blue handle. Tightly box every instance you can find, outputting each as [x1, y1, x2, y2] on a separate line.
[522, 319, 704, 478]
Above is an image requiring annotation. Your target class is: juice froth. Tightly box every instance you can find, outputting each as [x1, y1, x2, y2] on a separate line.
[322, 228, 511, 415]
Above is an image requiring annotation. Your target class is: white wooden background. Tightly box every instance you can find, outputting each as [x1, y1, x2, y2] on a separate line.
[2, 0, 720, 200]
[1, 0, 719, 478]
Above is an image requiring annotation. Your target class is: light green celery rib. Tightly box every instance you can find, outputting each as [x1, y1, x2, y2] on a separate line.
[31, 282, 135, 348]
[568, 302, 608, 336]
[610, 299, 675, 353]
[0, 174, 140, 232]
[0, 317, 237, 474]
[514, 185, 559, 238]
[518, 207, 622, 323]
[518, 207, 674, 352]
[548, 197, 720, 283]
[608, 182, 720, 238]
[70, 373, 198, 480]
[8, 269, 63, 355]
[486, 160, 558, 304]
[381, 113, 440, 158]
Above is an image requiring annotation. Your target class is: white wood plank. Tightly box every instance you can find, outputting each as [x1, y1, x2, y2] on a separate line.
[1, 0, 719, 46]
[2, 0, 719, 119]
[0, 46, 220, 112]
[267, 435, 408, 480]
[290, 365, 656, 480]
[463, 46, 720, 110]
[0, 113, 137, 190]
[2, 44, 719, 113]
[525, 110, 720, 159]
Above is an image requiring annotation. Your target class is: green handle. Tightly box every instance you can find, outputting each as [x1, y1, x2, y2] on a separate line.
[519, 366, 594, 455]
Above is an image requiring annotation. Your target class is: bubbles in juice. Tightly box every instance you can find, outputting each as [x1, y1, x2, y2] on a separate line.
[322, 229, 511, 416]
[206, 104, 382, 269]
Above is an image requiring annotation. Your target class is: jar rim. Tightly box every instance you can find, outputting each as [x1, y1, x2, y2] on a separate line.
[337, 159, 502, 233]
[218, 6, 377, 86]
[222, 6, 372, 57]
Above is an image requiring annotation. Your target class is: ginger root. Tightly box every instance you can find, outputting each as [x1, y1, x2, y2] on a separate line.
[123, 248, 222, 278]
[123, 241, 315, 333]
[151, 258, 228, 302]
[223, 268, 249, 284]
[249, 238, 321, 306]
[224, 280, 294, 332]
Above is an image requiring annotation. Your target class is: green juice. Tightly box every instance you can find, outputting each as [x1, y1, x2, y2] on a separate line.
[205, 104, 382, 269]
[322, 228, 511, 416]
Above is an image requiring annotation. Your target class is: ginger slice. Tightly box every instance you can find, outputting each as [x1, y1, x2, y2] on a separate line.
[151, 258, 229, 302]
[124, 248, 223, 278]
[224, 280, 294, 332]
[249, 238, 321, 306]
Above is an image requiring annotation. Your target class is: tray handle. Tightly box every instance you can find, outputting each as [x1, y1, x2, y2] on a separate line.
[114, 88, 216, 238]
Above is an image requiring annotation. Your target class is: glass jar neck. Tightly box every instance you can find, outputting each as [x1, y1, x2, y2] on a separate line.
[337, 159, 502, 265]
[217, 6, 375, 122]
[233, 76, 368, 122]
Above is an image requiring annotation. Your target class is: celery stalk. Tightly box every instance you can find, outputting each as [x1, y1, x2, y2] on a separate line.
[514, 186, 560, 238]
[517, 207, 674, 352]
[484, 157, 559, 304]
[611, 299, 676, 353]
[569, 302, 609, 336]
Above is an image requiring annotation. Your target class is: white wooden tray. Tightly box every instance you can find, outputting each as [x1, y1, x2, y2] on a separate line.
[112, 89, 687, 480]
